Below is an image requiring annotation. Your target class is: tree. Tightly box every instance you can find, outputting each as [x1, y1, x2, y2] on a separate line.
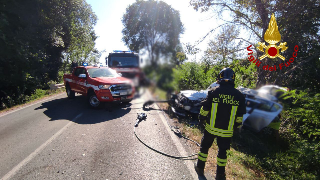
[0, 0, 97, 108]
[171, 45, 187, 66]
[190, 0, 320, 90]
[203, 24, 242, 66]
[122, 0, 184, 66]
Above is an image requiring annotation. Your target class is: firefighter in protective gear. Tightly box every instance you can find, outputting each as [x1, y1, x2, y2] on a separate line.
[194, 68, 246, 180]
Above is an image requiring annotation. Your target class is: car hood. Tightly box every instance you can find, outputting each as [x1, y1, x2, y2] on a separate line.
[179, 90, 208, 101]
[237, 87, 258, 96]
[92, 77, 131, 84]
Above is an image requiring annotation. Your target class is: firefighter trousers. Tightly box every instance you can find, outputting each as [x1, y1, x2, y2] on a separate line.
[197, 130, 231, 174]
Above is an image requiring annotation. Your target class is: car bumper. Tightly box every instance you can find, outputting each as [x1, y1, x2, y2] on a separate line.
[95, 89, 135, 102]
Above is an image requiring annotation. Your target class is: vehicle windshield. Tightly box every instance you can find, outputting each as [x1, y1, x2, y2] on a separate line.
[87, 68, 120, 78]
[109, 57, 139, 67]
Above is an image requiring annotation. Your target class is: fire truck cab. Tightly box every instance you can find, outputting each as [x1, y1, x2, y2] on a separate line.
[106, 50, 145, 88]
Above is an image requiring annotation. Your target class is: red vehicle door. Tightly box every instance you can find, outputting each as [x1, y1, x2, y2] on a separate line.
[77, 68, 88, 94]
[72, 67, 86, 93]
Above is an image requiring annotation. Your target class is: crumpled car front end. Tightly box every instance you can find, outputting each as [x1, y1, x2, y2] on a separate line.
[171, 90, 207, 117]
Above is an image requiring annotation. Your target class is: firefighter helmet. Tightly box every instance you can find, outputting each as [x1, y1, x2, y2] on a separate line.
[218, 68, 235, 83]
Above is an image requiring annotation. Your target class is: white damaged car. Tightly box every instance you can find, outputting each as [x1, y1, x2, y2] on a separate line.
[170, 83, 284, 132]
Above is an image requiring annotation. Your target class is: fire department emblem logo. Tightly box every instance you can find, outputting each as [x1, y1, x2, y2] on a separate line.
[257, 13, 288, 60]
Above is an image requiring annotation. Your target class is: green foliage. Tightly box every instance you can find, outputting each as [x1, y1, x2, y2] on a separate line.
[229, 59, 257, 89]
[172, 62, 208, 91]
[281, 90, 320, 140]
[27, 89, 47, 101]
[143, 64, 174, 91]
[171, 45, 187, 66]
[263, 140, 319, 179]
[122, 0, 184, 66]
[203, 24, 242, 66]
[172, 59, 257, 91]
[190, 0, 320, 90]
[0, 0, 98, 109]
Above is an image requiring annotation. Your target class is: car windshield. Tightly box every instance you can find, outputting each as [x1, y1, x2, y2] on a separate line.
[87, 68, 119, 78]
[109, 57, 139, 67]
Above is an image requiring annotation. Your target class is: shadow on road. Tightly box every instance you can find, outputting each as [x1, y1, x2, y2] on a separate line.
[35, 95, 133, 124]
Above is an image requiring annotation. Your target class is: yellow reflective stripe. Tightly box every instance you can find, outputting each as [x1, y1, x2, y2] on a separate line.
[205, 124, 233, 137]
[198, 152, 208, 158]
[198, 156, 207, 162]
[210, 103, 218, 128]
[200, 107, 209, 116]
[198, 152, 208, 162]
[206, 124, 233, 133]
[205, 128, 233, 137]
[217, 157, 227, 163]
[217, 161, 227, 166]
[228, 106, 238, 130]
[236, 116, 243, 123]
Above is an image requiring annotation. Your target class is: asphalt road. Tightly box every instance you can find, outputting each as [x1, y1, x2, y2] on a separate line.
[0, 89, 209, 180]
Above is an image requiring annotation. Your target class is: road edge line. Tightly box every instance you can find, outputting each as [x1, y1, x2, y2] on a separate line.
[1, 113, 83, 180]
[144, 89, 199, 180]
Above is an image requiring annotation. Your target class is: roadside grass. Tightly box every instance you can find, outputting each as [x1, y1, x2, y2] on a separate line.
[149, 85, 168, 100]
[0, 88, 65, 114]
[149, 86, 266, 179]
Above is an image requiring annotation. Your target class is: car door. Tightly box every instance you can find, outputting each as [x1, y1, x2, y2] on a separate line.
[68, 68, 80, 91]
[244, 98, 282, 132]
[72, 68, 84, 93]
[77, 68, 87, 94]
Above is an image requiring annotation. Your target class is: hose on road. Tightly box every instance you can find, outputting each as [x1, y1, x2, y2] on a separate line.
[133, 101, 201, 160]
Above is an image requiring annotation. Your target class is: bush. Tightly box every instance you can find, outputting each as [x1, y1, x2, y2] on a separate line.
[281, 90, 320, 140]
[172, 59, 257, 91]
[229, 60, 257, 89]
[172, 62, 209, 91]
[27, 89, 47, 101]
[263, 140, 319, 179]
[257, 90, 320, 179]
[143, 64, 174, 91]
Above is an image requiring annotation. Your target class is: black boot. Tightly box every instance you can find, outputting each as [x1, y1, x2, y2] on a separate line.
[216, 166, 226, 180]
[216, 173, 226, 180]
[194, 162, 205, 176]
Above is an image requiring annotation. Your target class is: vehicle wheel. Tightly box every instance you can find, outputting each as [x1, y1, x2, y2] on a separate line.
[66, 84, 75, 99]
[88, 92, 101, 109]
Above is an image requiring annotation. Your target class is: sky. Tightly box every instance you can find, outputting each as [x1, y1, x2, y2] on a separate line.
[85, 0, 218, 65]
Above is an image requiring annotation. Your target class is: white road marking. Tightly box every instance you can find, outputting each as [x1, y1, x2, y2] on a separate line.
[144, 90, 199, 180]
[1, 113, 83, 180]
[0, 93, 65, 118]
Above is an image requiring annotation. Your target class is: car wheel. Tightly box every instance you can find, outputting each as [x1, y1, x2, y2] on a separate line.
[88, 92, 100, 109]
[66, 84, 75, 99]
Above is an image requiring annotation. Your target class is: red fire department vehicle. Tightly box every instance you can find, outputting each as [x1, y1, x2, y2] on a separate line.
[63, 64, 135, 108]
[106, 50, 146, 88]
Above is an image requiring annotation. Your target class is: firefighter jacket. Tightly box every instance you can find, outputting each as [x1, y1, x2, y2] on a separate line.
[199, 82, 246, 137]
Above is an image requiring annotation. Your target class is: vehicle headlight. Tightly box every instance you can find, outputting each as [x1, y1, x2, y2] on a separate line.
[98, 85, 111, 89]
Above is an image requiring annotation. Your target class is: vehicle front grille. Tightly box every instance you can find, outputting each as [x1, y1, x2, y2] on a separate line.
[109, 84, 133, 97]
[110, 84, 132, 91]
